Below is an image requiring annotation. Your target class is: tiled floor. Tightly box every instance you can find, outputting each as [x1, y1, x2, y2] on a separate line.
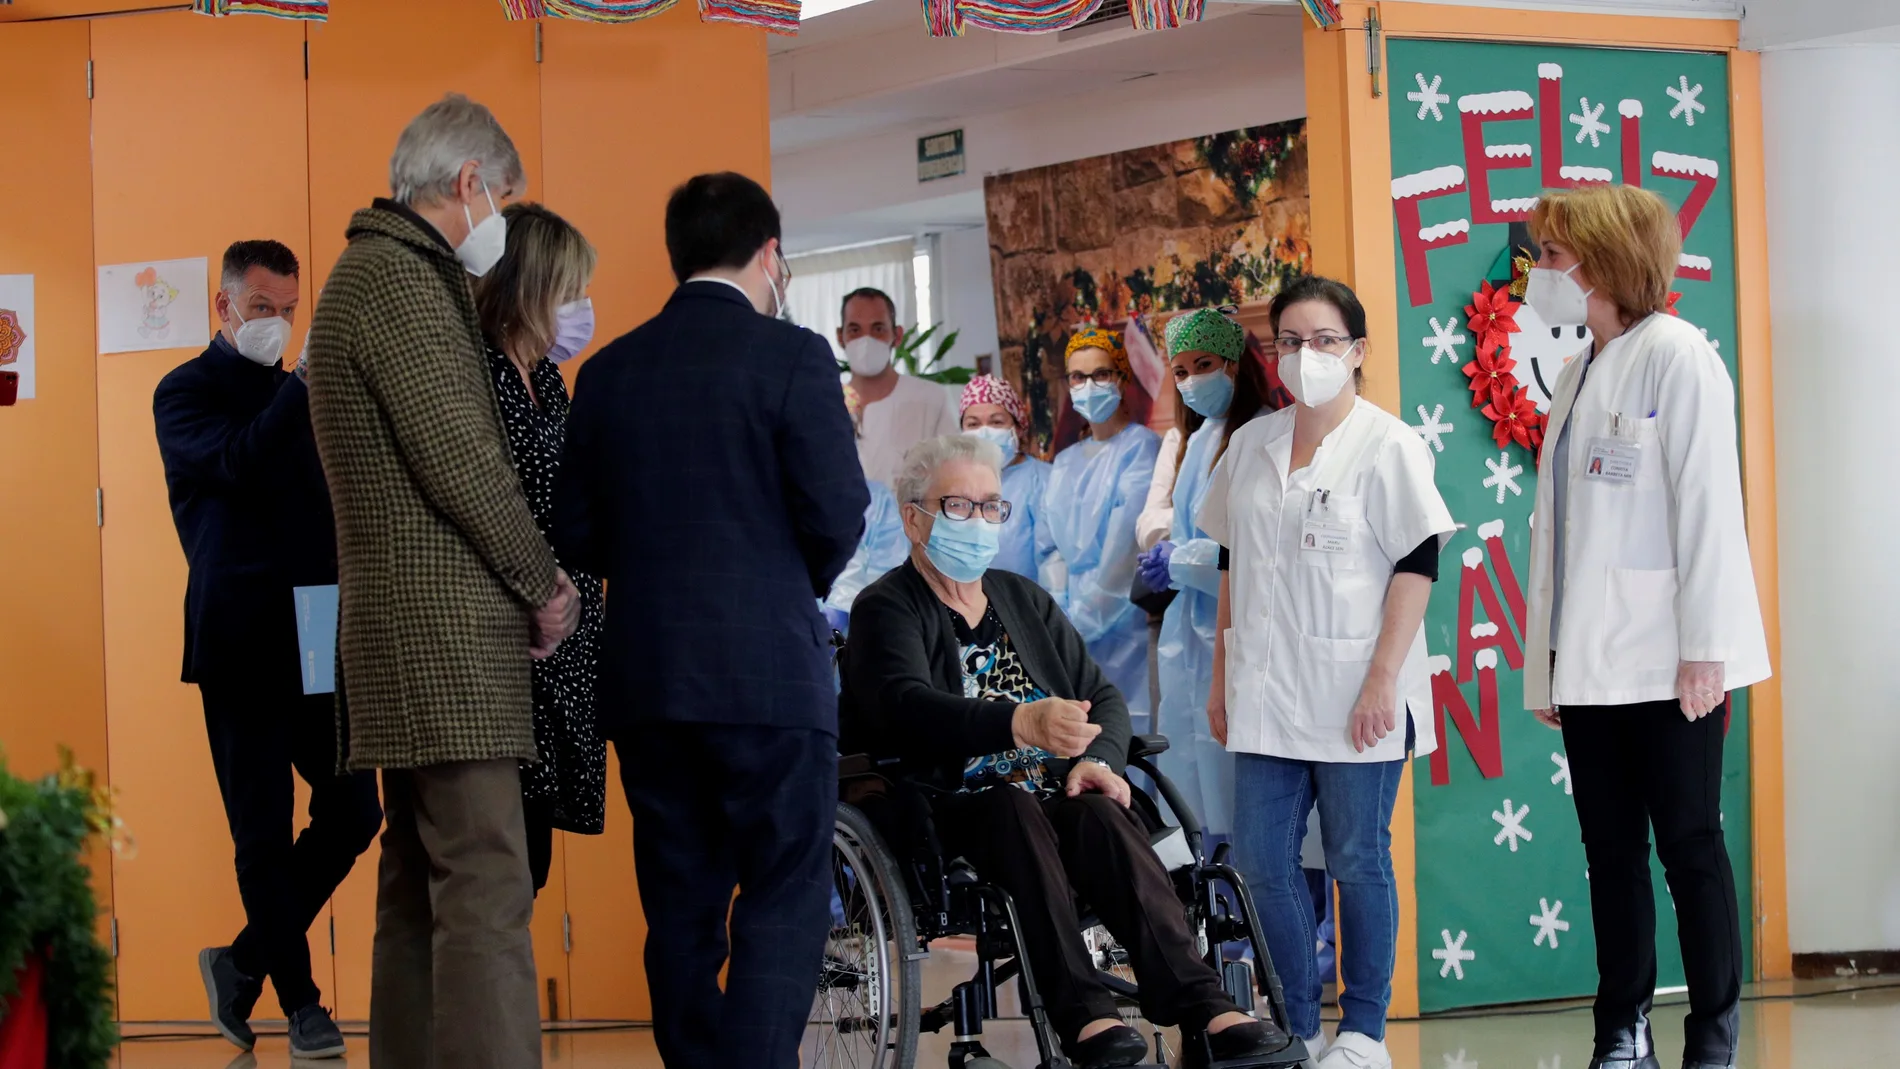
[115, 970, 1900, 1067]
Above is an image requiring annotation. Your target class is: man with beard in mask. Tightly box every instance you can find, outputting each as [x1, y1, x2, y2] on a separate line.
[839, 286, 958, 485]
[154, 239, 382, 1060]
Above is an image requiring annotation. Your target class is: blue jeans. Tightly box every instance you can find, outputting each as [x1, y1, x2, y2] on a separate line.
[1233, 750, 1406, 1041]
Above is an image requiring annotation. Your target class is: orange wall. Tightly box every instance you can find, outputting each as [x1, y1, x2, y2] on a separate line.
[0, 0, 769, 1023]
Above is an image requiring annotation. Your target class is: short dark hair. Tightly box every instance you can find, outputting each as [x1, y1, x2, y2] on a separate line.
[1269, 275, 1369, 390]
[840, 287, 897, 325]
[664, 172, 780, 284]
[221, 240, 299, 292]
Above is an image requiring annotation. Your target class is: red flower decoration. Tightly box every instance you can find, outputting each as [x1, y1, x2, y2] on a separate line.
[1462, 347, 1519, 409]
[1665, 291, 1683, 316]
[1464, 281, 1522, 355]
[1483, 387, 1544, 451]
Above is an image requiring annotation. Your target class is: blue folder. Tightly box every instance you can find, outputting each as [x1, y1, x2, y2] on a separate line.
[293, 584, 339, 696]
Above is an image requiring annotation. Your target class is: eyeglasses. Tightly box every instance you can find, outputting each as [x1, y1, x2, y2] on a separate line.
[1066, 369, 1123, 388]
[1274, 333, 1358, 356]
[916, 496, 1013, 524]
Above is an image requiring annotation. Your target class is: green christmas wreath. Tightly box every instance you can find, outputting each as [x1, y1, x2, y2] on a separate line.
[0, 749, 118, 1068]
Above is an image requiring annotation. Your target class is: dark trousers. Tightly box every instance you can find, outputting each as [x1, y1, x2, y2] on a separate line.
[615, 724, 836, 1069]
[932, 786, 1239, 1043]
[371, 759, 542, 1069]
[1563, 698, 1742, 1065]
[200, 679, 381, 1014]
[525, 808, 554, 895]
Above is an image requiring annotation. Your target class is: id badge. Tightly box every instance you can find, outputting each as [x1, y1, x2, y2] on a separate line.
[1583, 437, 1643, 485]
[1301, 515, 1352, 554]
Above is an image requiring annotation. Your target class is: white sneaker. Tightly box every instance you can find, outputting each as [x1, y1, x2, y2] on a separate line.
[1300, 1029, 1330, 1062]
[1316, 1031, 1392, 1069]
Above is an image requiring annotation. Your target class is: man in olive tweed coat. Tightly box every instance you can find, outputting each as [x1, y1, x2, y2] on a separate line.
[305, 94, 576, 1069]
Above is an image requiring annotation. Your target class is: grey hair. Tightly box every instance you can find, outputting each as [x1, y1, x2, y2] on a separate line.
[894, 433, 1003, 508]
[389, 94, 524, 207]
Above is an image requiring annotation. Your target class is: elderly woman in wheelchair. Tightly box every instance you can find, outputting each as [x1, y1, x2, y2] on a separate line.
[838, 434, 1290, 1069]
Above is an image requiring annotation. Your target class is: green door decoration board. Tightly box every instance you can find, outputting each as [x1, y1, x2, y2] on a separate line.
[1384, 40, 1754, 1012]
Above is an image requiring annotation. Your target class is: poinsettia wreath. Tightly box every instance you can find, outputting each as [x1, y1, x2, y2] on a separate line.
[1460, 275, 1546, 460]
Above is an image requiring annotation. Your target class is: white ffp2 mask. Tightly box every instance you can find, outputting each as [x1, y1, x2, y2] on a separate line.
[1525, 264, 1593, 327]
[230, 307, 291, 367]
[1283, 345, 1353, 408]
[844, 336, 894, 377]
[456, 181, 507, 278]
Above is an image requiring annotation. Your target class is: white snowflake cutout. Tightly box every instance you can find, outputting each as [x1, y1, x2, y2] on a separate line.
[1423, 315, 1467, 364]
[1530, 898, 1571, 948]
[1445, 1051, 1481, 1069]
[1433, 928, 1475, 980]
[1410, 73, 1450, 121]
[1551, 752, 1572, 796]
[1493, 798, 1533, 851]
[1483, 452, 1524, 504]
[1413, 404, 1454, 452]
[1667, 76, 1706, 126]
[1570, 98, 1609, 147]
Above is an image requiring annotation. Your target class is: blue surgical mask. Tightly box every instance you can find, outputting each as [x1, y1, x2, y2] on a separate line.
[1177, 369, 1235, 418]
[1069, 381, 1122, 424]
[919, 507, 999, 583]
[965, 425, 1019, 465]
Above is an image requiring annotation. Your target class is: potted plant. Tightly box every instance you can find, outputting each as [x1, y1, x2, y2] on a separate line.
[0, 750, 117, 1069]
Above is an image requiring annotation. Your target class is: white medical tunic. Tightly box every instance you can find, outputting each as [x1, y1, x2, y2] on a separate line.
[1199, 399, 1455, 764]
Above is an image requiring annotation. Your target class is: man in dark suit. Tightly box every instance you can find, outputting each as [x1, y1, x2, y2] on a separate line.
[153, 240, 381, 1060]
[555, 172, 868, 1069]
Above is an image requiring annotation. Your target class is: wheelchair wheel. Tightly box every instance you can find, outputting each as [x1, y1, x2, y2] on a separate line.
[806, 801, 921, 1069]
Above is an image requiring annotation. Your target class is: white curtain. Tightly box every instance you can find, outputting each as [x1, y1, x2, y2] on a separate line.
[786, 239, 915, 359]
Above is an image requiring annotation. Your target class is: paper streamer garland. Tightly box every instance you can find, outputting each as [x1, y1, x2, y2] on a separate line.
[501, 0, 798, 32]
[925, 0, 1201, 36]
[192, 0, 329, 18]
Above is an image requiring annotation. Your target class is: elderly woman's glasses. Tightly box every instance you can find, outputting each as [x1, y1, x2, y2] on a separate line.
[925, 496, 1013, 524]
[1274, 333, 1357, 356]
[1066, 369, 1122, 388]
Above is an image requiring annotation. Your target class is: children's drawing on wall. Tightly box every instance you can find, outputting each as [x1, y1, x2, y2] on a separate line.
[0, 275, 32, 402]
[98, 257, 209, 355]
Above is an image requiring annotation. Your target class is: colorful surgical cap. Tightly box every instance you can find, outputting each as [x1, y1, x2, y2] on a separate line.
[1064, 326, 1130, 378]
[959, 374, 1027, 427]
[1164, 308, 1246, 362]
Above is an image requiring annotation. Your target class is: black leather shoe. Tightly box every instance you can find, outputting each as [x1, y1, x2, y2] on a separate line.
[1682, 1062, 1735, 1069]
[1208, 1018, 1291, 1060]
[1587, 1057, 1660, 1069]
[1066, 1024, 1151, 1069]
[197, 946, 261, 1052]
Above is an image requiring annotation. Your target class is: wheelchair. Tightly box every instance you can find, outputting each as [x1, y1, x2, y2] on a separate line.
[810, 733, 1319, 1069]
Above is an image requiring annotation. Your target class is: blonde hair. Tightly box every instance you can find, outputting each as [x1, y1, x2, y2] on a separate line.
[1529, 185, 1681, 327]
[475, 203, 597, 362]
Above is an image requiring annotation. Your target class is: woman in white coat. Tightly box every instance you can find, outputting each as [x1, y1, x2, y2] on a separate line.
[1202, 277, 1455, 1069]
[1523, 185, 1768, 1069]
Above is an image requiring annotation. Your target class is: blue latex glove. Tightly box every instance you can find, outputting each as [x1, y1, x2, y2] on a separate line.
[1137, 541, 1175, 592]
[822, 605, 851, 636]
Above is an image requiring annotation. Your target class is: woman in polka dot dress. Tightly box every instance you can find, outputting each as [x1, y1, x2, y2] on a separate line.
[474, 202, 608, 893]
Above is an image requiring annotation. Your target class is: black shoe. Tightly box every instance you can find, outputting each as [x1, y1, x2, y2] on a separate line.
[1208, 1018, 1291, 1061]
[1066, 1024, 1151, 1069]
[197, 947, 261, 1052]
[288, 1004, 347, 1059]
[1682, 1062, 1735, 1069]
[1587, 1057, 1660, 1069]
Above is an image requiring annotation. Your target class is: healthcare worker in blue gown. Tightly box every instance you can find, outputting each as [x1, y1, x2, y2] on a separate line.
[823, 478, 907, 634]
[1038, 326, 1161, 727]
[1134, 309, 1274, 844]
[958, 374, 1060, 588]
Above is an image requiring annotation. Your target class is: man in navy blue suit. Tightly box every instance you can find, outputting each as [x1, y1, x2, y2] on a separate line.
[153, 240, 381, 1059]
[555, 173, 868, 1069]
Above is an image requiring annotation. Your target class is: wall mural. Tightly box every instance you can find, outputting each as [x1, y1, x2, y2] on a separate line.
[984, 119, 1310, 456]
[1386, 38, 1752, 1013]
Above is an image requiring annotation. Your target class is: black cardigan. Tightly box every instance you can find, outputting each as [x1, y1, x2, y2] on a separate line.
[840, 559, 1133, 792]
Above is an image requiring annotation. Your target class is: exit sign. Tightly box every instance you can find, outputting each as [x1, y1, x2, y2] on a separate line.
[918, 129, 965, 183]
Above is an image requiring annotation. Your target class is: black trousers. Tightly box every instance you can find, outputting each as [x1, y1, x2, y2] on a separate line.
[200, 678, 382, 1014]
[615, 724, 836, 1069]
[1563, 698, 1742, 1065]
[525, 807, 554, 895]
[933, 786, 1240, 1043]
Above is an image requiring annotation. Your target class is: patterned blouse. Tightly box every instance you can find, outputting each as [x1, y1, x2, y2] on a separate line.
[488, 346, 607, 835]
[952, 604, 1057, 794]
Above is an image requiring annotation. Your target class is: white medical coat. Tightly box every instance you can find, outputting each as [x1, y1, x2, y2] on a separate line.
[1200, 400, 1455, 763]
[1523, 312, 1770, 709]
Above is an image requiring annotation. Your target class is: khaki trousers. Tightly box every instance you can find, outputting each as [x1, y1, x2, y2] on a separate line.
[370, 759, 540, 1069]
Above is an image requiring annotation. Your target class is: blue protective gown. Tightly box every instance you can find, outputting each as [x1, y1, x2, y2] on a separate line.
[1153, 417, 1235, 839]
[1039, 422, 1161, 721]
[992, 455, 1057, 587]
[824, 478, 909, 619]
